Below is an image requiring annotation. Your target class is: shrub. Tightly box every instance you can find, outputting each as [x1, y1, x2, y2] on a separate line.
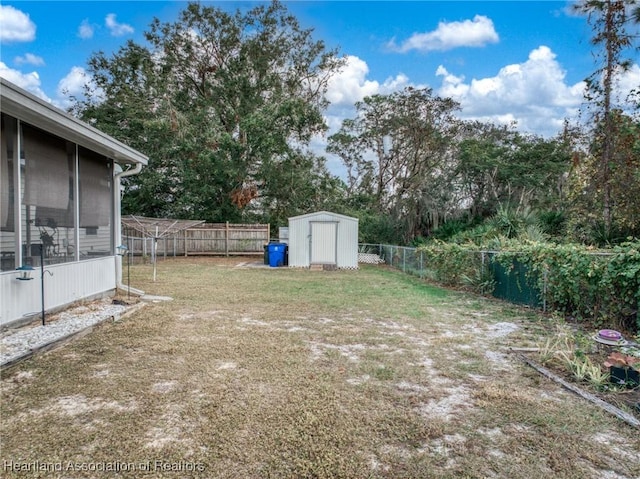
[418, 241, 484, 286]
[416, 239, 640, 333]
[538, 210, 566, 238]
[492, 240, 640, 333]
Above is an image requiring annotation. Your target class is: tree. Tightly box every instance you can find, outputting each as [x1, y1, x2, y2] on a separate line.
[328, 87, 461, 242]
[75, 1, 345, 223]
[568, 112, 640, 242]
[573, 0, 638, 238]
[452, 121, 572, 239]
[455, 122, 515, 218]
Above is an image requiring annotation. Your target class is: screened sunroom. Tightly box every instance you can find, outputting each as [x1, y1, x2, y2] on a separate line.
[0, 79, 147, 326]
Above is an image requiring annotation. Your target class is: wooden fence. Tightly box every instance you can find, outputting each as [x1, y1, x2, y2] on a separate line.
[122, 222, 270, 259]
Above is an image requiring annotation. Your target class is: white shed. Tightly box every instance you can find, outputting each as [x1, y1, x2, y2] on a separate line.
[287, 211, 358, 269]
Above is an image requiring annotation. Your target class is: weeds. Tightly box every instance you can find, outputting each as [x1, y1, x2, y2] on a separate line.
[1, 258, 639, 479]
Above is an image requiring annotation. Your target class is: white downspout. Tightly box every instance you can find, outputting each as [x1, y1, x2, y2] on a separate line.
[114, 162, 145, 296]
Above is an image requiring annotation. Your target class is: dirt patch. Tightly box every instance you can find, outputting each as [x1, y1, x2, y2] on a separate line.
[418, 385, 473, 421]
[1, 258, 638, 479]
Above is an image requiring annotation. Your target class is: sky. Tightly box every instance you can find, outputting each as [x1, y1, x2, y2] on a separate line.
[1, 1, 639, 178]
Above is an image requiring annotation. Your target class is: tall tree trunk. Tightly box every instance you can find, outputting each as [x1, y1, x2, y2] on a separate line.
[601, 0, 615, 237]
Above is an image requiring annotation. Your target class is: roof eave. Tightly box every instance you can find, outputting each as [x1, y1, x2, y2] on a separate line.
[288, 210, 359, 222]
[0, 78, 148, 166]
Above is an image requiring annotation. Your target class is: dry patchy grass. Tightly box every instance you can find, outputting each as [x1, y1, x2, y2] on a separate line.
[1, 257, 639, 479]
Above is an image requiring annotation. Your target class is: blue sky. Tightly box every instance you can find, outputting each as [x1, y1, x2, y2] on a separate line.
[1, 1, 639, 176]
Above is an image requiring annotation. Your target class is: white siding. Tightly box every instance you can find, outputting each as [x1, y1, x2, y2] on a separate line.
[288, 215, 309, 267]
[0, 257, 116, 326]
[288, 211, 358, 269]
[336, 215, 359, 269]
[1, 80, 146, 328]
[310, 222, 337, 264]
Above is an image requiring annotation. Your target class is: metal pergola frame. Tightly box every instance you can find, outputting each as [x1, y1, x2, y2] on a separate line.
[121, 215, 205, 281]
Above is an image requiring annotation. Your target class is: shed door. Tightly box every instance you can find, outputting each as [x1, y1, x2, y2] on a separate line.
[310, 222, 337, 264]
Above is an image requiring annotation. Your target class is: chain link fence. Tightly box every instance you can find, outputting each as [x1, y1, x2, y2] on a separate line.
[359, 243, 542, 310]
[358, 243, 638, 335]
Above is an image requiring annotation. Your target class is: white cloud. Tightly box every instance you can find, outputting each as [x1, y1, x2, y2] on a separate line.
[0, 5, 36, 43]
[105, 13, 133, 37]
[57, 66, 88, 97]
[0, 62, 104, 110]
[435, 66, 469, 97]
[14, 53, 45, 66]
[78, 19, 94, 39]
[55, 66, 103, 109]
[0, 62, 51, 102]
[388, 15, 499, 53]
[325, 55, 411, 107]
[436, 45, 586, 136]
[321, 49, 638, 179]
[323, 56, 414, 141]
[325, 56, 380, 105]
[614, 63, 640, 107]
[317, 56, 417, 179]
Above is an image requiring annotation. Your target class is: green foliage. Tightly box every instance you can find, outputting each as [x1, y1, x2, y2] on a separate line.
[66, 0, 637, 250]
[537, 327, 575, 365]
[569, 0, 639, 240]
[563, 355, 611, 390]
[455, 122, 571, 219]
[538, 210, 567, 238]
[327, 87, 462, 243]
[338, 194, 404, 244]
[566, 113, 640, 245]
[75, 1, 345, 224]
[430, 217, 482, 241]
[434, 205, 547, 246]
[460, 268, 496, 296]
[416, 239, 640, 333]
[495, 240, 640, 333]
[487, 204, 537, 239]
[355, 212, 403, 245]
[417, 241, 484, 287]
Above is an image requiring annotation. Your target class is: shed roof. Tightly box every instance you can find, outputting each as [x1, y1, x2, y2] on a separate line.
[288, 210, 358, 222]
[0, 78, 148, 166]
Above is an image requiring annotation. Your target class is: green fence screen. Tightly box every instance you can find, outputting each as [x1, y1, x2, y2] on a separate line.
[489, 258, 542, 308]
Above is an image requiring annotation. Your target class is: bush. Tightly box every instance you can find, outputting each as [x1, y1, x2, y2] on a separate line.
[538, 210, 566, 238]
[351, 211, 403, 245]
[418, 241, 484, 286]
[416, 239, 640, 333]
[430, 217, 480, 242]
[492, 241, 640, 333]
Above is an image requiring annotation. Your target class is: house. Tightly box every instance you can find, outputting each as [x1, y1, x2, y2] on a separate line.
[287, 211, 359, 269]
[0, 78, 148, 327]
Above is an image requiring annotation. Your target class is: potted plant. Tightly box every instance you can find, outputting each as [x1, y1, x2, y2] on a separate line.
[604, 352, 640, 388]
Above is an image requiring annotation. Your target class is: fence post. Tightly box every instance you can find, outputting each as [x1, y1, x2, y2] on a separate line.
[184, 229, 188, 257]
[403, 247, 406, 272]
[543, 268, 548, 313]
[225, 221, 229, 257]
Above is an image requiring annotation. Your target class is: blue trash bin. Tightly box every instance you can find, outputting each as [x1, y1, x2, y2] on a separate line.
[268, 243, 286, 267]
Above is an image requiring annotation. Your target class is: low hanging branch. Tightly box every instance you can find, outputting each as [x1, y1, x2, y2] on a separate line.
[516, 352, 640, 429]
[230, 183, 259, 209]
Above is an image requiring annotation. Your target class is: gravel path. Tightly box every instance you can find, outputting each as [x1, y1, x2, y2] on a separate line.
[1, 299, 130, 367]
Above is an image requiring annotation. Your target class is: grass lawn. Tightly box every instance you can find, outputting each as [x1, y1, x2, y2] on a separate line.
[1, 257, 639, 478]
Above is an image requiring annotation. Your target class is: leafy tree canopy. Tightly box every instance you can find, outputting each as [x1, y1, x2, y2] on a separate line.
[75, 1, 346, 223]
